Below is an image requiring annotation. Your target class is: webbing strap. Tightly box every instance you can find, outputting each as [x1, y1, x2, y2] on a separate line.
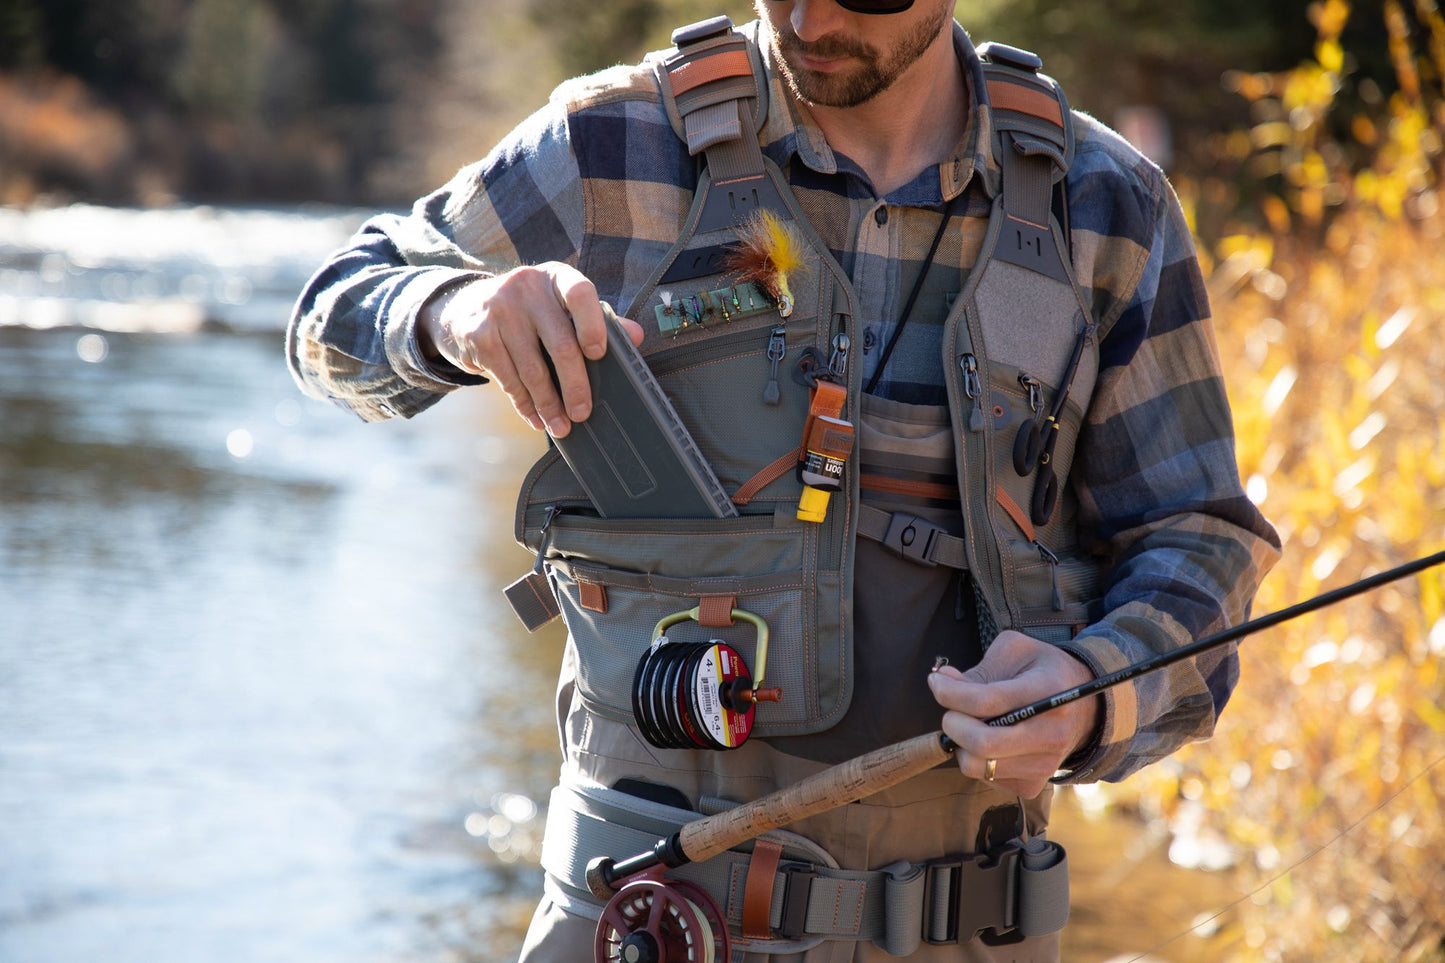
[857, 504, 970, 570]
[979, 42, 1074, 284]
[657, 17, 792, 231]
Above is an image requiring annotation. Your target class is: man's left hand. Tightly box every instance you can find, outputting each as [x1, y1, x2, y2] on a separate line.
[927, 630, 1101, 798]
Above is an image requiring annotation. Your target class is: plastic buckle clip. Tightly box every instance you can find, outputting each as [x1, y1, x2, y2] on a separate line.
[776, 865, 817, 940]
[672, 15, 733, 47]
[883, 512, 945, 567]
[977, 41, 1043, 73]
[921, 847, 1020, 945]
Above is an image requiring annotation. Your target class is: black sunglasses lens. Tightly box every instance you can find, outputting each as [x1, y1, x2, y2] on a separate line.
[770, 0, 915, 12]
[839, 0, 916, 10]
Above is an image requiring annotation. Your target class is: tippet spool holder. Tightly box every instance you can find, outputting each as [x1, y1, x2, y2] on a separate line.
[631, 607, 781, 751]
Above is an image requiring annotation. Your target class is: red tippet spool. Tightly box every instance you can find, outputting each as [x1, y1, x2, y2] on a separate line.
[632, 607, 779, 751]
[594, 868, 731, 963]
[632, 640, 756, 751]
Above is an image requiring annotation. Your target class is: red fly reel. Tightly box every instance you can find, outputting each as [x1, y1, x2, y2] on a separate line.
[631, 607, 781, 751]
[594, 869, 731, 963]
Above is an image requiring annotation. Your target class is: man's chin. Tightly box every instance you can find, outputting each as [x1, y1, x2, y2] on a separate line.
[785, 66, 885, 109]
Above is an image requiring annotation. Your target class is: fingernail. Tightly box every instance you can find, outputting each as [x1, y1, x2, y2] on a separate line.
[546, 417, 570, 438]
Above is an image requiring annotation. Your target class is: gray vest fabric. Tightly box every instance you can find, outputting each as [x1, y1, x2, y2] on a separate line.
[513, 20, 1108, 756]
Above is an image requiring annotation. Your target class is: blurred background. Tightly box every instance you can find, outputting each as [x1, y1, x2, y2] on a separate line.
[1, 1, 1443, 961]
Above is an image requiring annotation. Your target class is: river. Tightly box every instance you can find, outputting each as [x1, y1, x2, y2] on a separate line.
[0, 204, 1229, 963]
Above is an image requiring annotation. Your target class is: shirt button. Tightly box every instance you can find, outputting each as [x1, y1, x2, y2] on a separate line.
[874, 207, 889, 226]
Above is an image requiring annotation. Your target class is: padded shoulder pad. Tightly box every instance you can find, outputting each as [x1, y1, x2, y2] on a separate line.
[656, 16, 769, 156]
[978, 41, 1073, 182]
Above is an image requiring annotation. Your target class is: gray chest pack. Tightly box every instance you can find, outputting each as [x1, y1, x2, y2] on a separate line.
[509, 16, 1110, 751]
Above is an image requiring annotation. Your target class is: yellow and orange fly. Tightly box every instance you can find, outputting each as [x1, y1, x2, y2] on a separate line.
[723, 210, 808, 318]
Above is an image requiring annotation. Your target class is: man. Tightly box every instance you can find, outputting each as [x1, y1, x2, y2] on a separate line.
[288, 1, 1280, 959]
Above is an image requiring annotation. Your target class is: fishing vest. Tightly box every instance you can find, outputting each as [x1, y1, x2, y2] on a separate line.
[509, 16, 1109, 755]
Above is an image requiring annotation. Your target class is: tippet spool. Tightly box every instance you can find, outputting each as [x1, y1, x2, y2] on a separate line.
[594, 868, 731, 963]
[631, 607, 782, 751]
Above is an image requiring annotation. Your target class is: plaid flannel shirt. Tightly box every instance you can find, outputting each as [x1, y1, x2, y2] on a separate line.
[288, 22, 1280, 783]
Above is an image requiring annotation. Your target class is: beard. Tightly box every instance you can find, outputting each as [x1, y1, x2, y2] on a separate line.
[764, 3, 951, 108]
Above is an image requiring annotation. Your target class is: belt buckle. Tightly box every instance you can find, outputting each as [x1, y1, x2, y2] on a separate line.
[882, 512, 944, 567]
[777, 865, 817, 940]
[921, 846, 1020, 945]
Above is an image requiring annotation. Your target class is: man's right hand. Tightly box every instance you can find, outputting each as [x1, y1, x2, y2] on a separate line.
[418, 262, 644, 438]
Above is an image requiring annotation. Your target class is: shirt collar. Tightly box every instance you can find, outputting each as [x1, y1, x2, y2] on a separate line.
[752, 20, 997, 203]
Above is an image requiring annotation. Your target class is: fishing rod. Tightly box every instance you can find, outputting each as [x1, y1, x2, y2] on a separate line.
[977, 546, 1445, 731]
[588, 548, 1445, 960]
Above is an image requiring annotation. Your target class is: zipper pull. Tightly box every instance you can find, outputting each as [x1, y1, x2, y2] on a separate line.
[828, 332, 851, 380]
[1037, 542, 1063, 611]
[960, 353, 985, 432]
[763, 326, 786, 405]
[535, 504, 562, 568]
[1019, 373, 1042, 415]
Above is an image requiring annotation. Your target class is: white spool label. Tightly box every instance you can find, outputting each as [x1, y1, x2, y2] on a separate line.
[691, 643, 752, 748]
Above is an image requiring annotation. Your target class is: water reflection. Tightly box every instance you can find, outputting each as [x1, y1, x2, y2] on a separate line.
[0, 206, 560, 961]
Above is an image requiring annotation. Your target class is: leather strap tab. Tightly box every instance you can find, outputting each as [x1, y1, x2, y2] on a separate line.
[578, 579, 609, 615]
[810, 380, 847, 421]
[669, 48, 753, 96]
[742, 839, 784, 939]
[986, 77, 1065, 127]
[698, 595, 737, 628]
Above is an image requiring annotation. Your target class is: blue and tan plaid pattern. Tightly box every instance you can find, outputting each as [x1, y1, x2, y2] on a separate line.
[288, 22, 1280, 783]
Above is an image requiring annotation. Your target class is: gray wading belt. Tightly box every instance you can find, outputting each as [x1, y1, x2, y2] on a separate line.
[541, 781, 1069, 955]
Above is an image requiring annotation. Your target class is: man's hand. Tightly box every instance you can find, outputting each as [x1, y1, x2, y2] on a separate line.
[927, 630, 1100, 798]
[418, 262, 645, 437]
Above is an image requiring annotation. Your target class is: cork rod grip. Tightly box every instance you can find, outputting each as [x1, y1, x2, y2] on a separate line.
[677, 731, 953, 863]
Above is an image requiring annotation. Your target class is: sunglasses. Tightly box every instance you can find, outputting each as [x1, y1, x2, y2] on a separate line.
[769, 0, 916, 13]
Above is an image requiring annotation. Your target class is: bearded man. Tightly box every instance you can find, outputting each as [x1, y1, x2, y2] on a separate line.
[288, 2, 1280, 959]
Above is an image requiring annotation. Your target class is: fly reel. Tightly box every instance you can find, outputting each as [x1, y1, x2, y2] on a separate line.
[631, 607, 782, 751]
[594, 868, 731, 963]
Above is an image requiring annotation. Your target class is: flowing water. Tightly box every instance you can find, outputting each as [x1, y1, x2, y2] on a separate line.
[0, 205, 1228, 963]
[0, 205, 566, 962]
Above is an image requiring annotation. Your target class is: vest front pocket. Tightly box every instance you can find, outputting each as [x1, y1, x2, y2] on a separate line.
[542, 514, 851, 740]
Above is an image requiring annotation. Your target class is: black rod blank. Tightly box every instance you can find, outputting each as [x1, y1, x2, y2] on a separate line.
[985, 549, 1445, 729]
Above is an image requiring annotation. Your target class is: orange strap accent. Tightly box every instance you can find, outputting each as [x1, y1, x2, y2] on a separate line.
[669, 49, 753, 96]
[732, 446, 802, 506]
[810, 380, 847, 420]
[995, 485, 1036, 543]
[987, 78, 1065, 127]
[578, 580, 609, 615]
[742, 839, 784, 940]
[860, 474, 960, 502]
[698, 595, 737, 628]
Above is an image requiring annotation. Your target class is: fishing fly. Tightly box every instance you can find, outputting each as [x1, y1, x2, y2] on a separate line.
[722, 210, 808, 318]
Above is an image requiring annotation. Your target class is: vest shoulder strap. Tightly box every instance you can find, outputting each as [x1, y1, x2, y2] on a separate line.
[977, 42, 1076, 283]
[655, 16, 791, 231]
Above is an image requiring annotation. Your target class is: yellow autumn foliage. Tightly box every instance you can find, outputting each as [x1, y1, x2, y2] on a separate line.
[1082, 3, 1445, 960]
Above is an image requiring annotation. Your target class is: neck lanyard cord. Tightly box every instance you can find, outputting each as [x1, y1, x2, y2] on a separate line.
[863, 192, 961, 396]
